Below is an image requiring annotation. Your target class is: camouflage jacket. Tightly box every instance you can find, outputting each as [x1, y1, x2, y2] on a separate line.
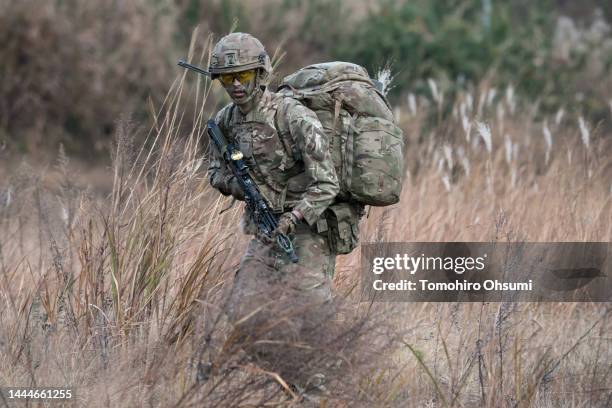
[207, 90, 340, 227]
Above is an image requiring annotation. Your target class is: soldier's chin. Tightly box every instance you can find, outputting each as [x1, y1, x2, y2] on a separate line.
[232, 92, 250, 104]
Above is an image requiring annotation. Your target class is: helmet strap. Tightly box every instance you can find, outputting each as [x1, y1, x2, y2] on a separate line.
[257, 68, 270, 91]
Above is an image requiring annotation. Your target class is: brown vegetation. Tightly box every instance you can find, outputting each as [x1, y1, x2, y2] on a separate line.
[0, 0, 177, 156]
[3, 0, 611, 163]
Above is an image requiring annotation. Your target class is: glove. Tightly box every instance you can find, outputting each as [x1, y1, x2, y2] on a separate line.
[273, 211, 299, 238]
[226, 176, 245, 201]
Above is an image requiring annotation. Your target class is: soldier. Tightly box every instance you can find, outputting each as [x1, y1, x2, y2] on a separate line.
[206, 32, 360, 392]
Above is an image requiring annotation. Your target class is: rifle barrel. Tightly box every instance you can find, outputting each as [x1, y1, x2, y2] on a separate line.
[177, 58, 211, 77]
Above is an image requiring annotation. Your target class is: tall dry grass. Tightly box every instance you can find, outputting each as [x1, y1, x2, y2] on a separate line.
[334, 81, 612, 407]
[1, 38, 612, 408]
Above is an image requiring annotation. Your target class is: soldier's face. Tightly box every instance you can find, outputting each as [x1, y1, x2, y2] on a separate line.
[220, 69, 258, 104]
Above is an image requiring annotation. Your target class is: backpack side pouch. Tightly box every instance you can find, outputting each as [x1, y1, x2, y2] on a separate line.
[348, 116, 404, 206]
[323, 202, 361, 255]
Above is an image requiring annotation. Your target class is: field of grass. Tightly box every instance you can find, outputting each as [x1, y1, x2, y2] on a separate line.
[1, 29, 611, 408]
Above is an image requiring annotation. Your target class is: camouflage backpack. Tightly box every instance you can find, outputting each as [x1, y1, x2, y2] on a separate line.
[278, 61, 404, 206]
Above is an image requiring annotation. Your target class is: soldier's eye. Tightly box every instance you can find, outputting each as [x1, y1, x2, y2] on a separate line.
[219, 70, 256, 86]
[219, 74, 235, 85]
[237, 70, 256, 82]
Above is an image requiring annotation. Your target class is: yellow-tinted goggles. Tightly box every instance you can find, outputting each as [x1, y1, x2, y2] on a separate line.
[219, 70, 256, 86]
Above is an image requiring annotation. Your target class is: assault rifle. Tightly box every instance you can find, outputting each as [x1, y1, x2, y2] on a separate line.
[207, 120, 299, 263]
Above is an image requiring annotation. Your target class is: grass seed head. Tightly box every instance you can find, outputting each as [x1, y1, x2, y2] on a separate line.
[441, 174, 451, 191]
[555, 108, 565, 125]
[486, 88, 497, 107]
[462, 117, 472, 142]
[476, 121, 493, 153]
[459, 101, 467, 121]
[376, 66, 394, 97]
[457, 146, 471, 176]
[3, 186, 11, 207]
[578, 116, 590, 148]
[504, 134, 513, 164]
[427, 78, 440, 104]
[543, 122, 553, 164]
[437, 156, 445, 174]
[443, 144, 453, 169]
[466, 93, 474, 113]
[407, 93, 417, 116]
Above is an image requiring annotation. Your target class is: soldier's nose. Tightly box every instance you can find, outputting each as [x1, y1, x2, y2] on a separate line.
[233, 78, 242, 86]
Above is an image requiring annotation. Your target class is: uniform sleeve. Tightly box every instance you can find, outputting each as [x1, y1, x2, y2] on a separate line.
[284, 101, 340, 226]
[207, 106, 234, 196]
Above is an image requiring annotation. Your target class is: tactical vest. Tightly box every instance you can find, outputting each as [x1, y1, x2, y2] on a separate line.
[216, 92, 365, 255]
[217, 93, 304, 212]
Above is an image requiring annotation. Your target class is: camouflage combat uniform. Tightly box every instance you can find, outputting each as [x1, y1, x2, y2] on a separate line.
[203, 32, 374, 395]
[208, 89, 342, 324]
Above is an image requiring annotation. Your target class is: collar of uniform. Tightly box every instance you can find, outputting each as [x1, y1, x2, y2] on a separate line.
[235, 89, 274, 122]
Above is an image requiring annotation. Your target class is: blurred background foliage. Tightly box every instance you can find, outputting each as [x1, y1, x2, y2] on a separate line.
[1, 0, 611, 157]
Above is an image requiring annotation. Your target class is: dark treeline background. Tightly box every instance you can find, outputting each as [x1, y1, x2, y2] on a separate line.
[1, 0, 610, 158]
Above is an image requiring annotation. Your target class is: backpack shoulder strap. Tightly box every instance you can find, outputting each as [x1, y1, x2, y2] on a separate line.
[275, 96, 303, 162]
[215, 103, 236, 139]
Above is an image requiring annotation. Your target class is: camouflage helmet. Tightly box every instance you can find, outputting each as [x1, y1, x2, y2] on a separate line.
[209, 33, 272, 78]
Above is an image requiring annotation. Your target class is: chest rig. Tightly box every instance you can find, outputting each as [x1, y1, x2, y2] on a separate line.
[219, 94, 304, 212]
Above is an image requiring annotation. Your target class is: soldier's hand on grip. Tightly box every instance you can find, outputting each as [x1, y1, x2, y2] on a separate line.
[227, 176, 245, 201]
[273, 212, 298, 238]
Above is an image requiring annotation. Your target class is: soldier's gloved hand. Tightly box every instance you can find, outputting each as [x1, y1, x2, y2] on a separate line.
[227, 176, 245, 201]
[273, 211, 300, 238]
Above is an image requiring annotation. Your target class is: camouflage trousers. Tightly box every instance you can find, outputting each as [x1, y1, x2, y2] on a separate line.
[227, 221, 336, 327]
[225, 222, 337, 385]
